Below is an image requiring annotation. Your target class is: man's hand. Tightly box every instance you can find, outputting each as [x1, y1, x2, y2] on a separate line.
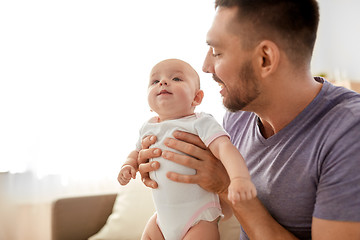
[162, 130, 230, 194]
[138, 135, 161, 189]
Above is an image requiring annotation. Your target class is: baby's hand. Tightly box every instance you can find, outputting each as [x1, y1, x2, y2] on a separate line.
[118, 165, 137, 186]
[228, 177, 257, 205]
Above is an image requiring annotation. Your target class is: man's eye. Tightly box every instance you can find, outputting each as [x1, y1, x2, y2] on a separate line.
[212, 52, 221, 57]
[212, 48, 221, 57]
[172, 77, 182, 81]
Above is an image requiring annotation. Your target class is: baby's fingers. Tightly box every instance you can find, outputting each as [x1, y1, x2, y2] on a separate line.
[240, 191, 248, 201]
[123, 171, 133, 180]
[118, 174, 130, 185]
[251, 187, 257, 199]
[228, 190, 241, 205]
[241, 188, 256, 201]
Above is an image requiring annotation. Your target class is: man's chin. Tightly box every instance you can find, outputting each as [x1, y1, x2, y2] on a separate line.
[223, 99, 247, 112]
[223, 103, 240, 113]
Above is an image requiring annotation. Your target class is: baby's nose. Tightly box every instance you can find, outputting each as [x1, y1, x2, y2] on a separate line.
[159, 79, 168, 86]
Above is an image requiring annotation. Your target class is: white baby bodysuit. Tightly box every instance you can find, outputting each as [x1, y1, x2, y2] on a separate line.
[136, 112, 229, 240]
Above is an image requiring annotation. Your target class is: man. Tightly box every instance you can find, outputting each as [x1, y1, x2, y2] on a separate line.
[137, 0, 360, 239]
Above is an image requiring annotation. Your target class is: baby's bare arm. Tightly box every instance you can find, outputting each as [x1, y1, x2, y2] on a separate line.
[117, 150, 139, 185]
[125, 150, 140, 169]
[209, 136, 256, 204]
[209, 136, 250, 181]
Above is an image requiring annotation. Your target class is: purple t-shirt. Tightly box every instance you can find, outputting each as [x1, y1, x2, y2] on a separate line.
[223, 78, 360, 239]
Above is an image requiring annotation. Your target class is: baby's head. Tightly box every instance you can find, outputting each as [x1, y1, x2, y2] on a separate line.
[148, 59, 204, 121]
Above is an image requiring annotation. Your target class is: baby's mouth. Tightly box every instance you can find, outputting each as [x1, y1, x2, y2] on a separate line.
[158, 90, 172, 95]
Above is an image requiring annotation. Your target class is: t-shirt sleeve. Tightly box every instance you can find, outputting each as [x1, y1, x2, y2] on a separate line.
[313, 118, 360, 221]
[194, 113, 230, 147]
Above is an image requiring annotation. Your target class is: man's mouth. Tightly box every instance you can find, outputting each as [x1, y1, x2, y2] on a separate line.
[158, 89, 172, 95]
[213, 74, 225, 90]
[218, 82, 225, 90]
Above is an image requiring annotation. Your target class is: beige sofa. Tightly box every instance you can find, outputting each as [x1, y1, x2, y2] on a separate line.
[52, 193, 117, 240]
[51, 177, 241, 240]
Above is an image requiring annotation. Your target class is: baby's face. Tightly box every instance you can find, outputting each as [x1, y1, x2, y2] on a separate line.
[148, 59, 200, 120]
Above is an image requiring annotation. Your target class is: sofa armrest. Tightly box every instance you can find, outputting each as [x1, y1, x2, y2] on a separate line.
[51, 193, 117, 240]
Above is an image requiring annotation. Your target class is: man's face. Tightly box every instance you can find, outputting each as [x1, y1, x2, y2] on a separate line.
[203, 7, 260, 112]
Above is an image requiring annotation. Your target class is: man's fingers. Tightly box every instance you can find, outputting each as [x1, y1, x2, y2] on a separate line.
[142, 178, 158, 189]
[138, 148, 161, 164]
[162, 150, 200, 169]
[138, 161, 160, 189]
[139, 161, 160, 175]
[173, 131, 207, 150]
[137, 136, 160, 189]
[141, 135, 157, 149]
[166, 171, 198, 184]
[164, 137, 207, 161]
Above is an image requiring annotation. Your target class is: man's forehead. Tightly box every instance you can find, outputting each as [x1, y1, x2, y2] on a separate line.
[207, 7, 235, 44]
[206, 6, 243, 47]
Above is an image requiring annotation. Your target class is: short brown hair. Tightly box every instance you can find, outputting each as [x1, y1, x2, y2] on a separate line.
[215, 0, 319, 64]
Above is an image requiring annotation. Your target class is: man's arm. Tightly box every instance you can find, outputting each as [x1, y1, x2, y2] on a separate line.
[219, 190, 299, 239]
[312, 218, 360, 239]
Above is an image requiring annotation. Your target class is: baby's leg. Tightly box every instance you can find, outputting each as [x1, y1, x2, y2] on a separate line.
[141, 213, 164, 240]
[184, 219, 220, 240]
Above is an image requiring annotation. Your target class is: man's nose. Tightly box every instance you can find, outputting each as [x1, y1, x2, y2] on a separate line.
[202, 48, 214, 73]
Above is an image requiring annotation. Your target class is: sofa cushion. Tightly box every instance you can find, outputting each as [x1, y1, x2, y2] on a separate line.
[89, 175, 240, 240]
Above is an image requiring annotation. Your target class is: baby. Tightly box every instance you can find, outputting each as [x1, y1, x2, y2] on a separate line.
[118, 59, 256, 240]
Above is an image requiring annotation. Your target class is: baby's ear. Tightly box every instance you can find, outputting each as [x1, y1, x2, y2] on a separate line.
[192, 89, 204, 107]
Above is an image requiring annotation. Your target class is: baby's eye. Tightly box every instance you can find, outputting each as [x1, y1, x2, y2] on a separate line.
[172, 77, 182, 81]
[152, 80, 159, 85]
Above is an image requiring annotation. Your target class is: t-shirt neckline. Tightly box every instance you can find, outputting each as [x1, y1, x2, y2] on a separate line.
[255, 77, 329, 145]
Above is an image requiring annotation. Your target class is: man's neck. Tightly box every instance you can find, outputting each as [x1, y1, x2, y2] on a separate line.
[256, 75, 322, 139]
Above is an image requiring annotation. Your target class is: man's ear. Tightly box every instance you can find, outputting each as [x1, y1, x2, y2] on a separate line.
[255, 40, 280, 78]
[192, 89, 204, 107]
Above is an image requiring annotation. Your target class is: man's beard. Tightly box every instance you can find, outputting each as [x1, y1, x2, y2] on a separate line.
[222, 61, 260, 112]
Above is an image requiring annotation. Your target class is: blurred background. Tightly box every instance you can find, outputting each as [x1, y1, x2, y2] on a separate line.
[0, 0, 359, 239]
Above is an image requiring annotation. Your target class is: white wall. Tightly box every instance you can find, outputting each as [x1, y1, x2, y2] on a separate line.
[312, 0, 360, 81]
[0, 0, 223, 179]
